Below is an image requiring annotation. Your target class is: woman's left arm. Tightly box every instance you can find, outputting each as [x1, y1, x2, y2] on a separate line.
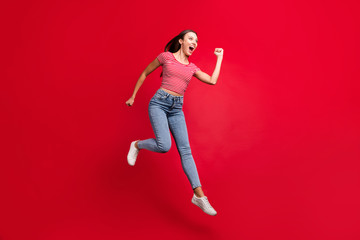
[194, 48, 224, 85]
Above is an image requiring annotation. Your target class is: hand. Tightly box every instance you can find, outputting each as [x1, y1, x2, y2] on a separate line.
[126, 97, 135, 106]
[214, 48, 224, 57]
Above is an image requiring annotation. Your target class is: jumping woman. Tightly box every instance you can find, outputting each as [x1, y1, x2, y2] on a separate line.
[125, 29, 223, 216]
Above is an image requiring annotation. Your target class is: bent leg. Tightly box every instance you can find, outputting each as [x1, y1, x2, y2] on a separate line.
[168, 111, 201, 189]
[137, 101, 171, 153]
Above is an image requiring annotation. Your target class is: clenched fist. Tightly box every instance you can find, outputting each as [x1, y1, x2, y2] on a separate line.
[214, 48, 224, 57]
[126, 97, 135, 106]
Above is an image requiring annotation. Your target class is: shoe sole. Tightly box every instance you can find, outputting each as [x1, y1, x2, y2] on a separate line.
[191, 197, 217, 216]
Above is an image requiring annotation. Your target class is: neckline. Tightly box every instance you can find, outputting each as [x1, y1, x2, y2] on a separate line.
[171, 53, 191, 66]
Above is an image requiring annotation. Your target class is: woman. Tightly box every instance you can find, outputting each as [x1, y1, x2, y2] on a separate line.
[125, 29, 223, 216]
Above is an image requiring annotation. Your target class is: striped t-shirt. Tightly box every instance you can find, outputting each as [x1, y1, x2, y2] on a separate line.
[156, 51, 200, 95]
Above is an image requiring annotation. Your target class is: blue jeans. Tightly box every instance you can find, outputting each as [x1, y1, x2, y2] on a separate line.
[137, 89, 202, 189]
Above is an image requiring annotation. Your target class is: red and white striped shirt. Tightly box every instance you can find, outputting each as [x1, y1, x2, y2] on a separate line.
[156, 51, 200, 95]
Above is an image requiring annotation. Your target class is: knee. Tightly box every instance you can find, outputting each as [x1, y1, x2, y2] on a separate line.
[158, 142, 171, 153]
[178, 146, 192, 156]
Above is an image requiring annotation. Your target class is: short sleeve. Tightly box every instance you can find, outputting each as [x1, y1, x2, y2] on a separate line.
[192, 64, 201, 75]
[156, 52, 167, 65]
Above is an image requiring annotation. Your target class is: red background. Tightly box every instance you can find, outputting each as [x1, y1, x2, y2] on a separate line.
[1, 0, 360, 239]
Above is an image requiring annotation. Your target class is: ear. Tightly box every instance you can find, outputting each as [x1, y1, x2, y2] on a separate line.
[178, 38, 183, 45]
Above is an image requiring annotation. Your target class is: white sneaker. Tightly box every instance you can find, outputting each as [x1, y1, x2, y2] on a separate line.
[127, 140, 139, 166]
[191, 194, 217, 216]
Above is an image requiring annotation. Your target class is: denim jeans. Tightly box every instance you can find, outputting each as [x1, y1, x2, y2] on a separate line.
[137, 89, 202, 189]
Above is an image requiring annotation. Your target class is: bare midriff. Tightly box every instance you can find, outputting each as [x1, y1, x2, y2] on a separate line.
[160, 87, 183, 97]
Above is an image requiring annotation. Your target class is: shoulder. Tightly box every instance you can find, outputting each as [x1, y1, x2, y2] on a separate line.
[157, 51, 172, 58]
[189, 62, 201, 73]
[156, 51, 172, 65]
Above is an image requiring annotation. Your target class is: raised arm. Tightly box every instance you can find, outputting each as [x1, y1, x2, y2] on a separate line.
[126, 57, 161, 106]
[194, 48, 224, 85]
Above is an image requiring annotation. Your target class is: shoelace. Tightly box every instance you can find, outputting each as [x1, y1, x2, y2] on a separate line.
[201, 197, 213, 210]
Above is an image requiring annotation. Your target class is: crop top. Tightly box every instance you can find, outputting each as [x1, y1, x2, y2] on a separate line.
[156, 51, 200, 95]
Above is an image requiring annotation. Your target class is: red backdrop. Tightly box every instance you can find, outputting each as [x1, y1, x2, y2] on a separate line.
[1, 0, 360, 239]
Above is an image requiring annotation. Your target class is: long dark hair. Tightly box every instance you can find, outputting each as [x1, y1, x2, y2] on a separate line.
[160, 29, 198, 77]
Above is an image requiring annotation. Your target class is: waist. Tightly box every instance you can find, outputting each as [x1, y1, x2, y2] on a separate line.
[155, 88, 184, 102]
[160, 87, 183, 97]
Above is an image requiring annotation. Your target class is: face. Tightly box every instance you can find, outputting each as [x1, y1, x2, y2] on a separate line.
[179, 32, 198, 56]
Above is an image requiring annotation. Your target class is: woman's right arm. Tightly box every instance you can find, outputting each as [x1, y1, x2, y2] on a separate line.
[126, 58, 161, 106]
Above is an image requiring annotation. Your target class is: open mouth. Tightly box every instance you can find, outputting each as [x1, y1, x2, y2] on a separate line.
[189, 46, 195, 52]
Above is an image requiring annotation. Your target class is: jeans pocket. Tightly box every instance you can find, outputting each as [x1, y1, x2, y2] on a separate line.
[154, 92, 167, 100]
[175, 100, 183, 108]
